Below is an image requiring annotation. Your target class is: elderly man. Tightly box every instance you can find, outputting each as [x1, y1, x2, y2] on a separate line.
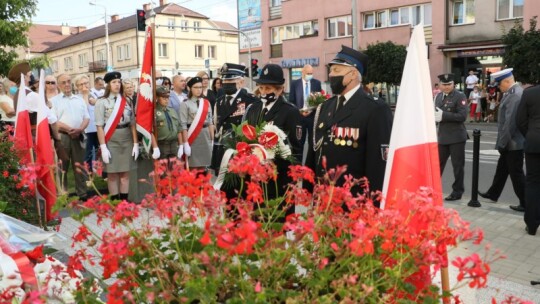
[434, 73, 469, 201]
[169, 74, 187, 115]
[479, 68, 526, 212]
[51, 74, 90, 199]
[306, 45, 393, 195]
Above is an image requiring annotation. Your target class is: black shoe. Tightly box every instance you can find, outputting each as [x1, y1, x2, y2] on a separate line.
[445, 194, 462, 201]
[509, 205, 525, 212]
[478, 191, 497, 202]
[526, 226, 538, 236]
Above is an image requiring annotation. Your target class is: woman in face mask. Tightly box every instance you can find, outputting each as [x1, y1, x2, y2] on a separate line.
[242, 63, 303, 220]
[0, 81, 16, 126]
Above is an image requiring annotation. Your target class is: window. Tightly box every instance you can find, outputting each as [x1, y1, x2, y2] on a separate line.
[452, 0, 475, 25]
[376, 11, 387, 28]
[195, 45, 203, 58]
[390, 9, 399, 26]
[327, 15, 352, 38]
[364, 13, 375, 29]
[271, 0, 281, 7]
[193, 21, 201, 32]
[270, 20, 318, 44]
[208, 45, 216, 59]
[116, 45, 123, 61]
[497, 0, 523, 19]
[97, 50, 105, 61]
[168, 18, 175, 30]
[78, 53, 87, 67]
[400, 7, 410, 24]
[158, 43, 168, 57]
[423, 4, 432, 26]
[64, 57, 73, 70]
[52, 60, 58, 72]
[180, 20, 188, 31]
[124, 44, 131, 60]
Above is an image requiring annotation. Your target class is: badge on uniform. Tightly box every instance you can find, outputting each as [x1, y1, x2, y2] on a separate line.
[461, 100, 466, 105]
[156, 111, 162, 116]
[296, 125, 302, 141]
[380, 144, 389, 161]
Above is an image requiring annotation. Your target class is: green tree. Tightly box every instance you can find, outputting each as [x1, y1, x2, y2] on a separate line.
[501, 17, 540, 84]
[364, 41, 407, 85]
[0, 0, 37, 76]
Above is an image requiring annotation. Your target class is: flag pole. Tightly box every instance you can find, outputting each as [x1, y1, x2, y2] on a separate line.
[30, 148, 44, 228]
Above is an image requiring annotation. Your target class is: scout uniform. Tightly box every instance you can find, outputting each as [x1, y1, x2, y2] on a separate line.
[155, 86, 182, 159]
[306, 46, 393, 195]
[434, 73, 468, 200]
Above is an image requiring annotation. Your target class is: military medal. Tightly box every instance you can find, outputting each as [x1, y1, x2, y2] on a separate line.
[319, 122, 324, 129]
[334, 127, 342, 145]
[352, 128, 359, 148]
[340, 127, 346, 145]
[345, 127, 352, 146]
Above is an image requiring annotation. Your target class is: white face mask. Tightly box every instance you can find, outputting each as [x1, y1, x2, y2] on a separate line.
[305, 75, 313, 81]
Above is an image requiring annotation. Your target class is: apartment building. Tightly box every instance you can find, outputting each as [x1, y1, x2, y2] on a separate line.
[247, 0, 539, 101]
[44, 0, 239, 80]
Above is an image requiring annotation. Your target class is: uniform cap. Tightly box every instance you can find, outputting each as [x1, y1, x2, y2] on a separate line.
[490, 68, 513, 84]
[220, 63, 246, 80]
[156, 86, 170, 97]
[254, 64, 285, 85]
[438, 73, 455, 84]
[329, 45, 368, 75]
[187, 76, 203, 88]
[8, 62, 31, 83]
[104, 71, 122, 83]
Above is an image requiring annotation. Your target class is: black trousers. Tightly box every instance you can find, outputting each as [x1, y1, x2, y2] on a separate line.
[525, 153, 540, 230]
[486, 149, 525, 206]
[439, 142, 465, 196]
[299, 112, 314, 148]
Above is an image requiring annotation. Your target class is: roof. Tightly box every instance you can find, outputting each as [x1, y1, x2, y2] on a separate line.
[44, 3, 215, 52]
[211, 21, 237, 32]
[28, 24, 82, 53]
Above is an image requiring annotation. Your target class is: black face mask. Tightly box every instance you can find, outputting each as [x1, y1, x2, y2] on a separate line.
[260, 92, 277, 104]
[222, 83, 237, 95]
[329, 70, 354, 95]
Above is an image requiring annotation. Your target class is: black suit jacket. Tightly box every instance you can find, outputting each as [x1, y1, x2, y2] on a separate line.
[305, 88, 393, 193]
[289, 78, 322, 109]
[214, 88, 258, 137]
[517, 84, 540, 153]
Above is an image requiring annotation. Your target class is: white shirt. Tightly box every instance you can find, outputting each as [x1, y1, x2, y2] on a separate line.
[466, 75, 479, 89]
[339, 84, 362, 107]
[0, 94, 15, 122]
[469, 91, 481, 104]
[90, 88, 104, 99]
[51, 93, 90, 128]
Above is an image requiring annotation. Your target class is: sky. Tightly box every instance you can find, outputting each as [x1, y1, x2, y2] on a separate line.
[33, 0, 238, 29]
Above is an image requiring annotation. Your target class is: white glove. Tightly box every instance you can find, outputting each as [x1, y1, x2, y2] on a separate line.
[279, 140, 292, 158]
[434, 107, 443, 123]
[100, 144, 111, 164]
[177, 144, 184, 158]
[132, 143, 140, 161]
[183, 142, 191, 157]
[152, 147, 160, 159]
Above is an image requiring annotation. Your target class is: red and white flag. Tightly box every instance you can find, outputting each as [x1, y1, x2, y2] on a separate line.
[35, 70, 57, 221]
[136, 27, 154, 153]
[14, 75, 33, 164]
[381, 25, 442, 212]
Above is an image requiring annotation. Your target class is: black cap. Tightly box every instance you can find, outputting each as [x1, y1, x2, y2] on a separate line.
[255, 64, 285, 85]
[221, 63, 246, 79]
[104, 71, 122, 84]
[437, 73, 454, 84]
[187, 76, 203, 88]
[329, 45, 368, 75]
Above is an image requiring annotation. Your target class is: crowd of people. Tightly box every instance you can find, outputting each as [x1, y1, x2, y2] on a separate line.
[1, 45, 538, 236]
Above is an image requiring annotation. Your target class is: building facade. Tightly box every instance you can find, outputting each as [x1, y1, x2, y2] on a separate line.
[44, 1, 239, 81]
[242, 0, 539, 102]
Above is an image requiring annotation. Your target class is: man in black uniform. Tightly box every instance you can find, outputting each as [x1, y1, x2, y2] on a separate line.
[211, 63, 258, 171]
[306, 45, 393, 195]
[434, 73, 468, 201]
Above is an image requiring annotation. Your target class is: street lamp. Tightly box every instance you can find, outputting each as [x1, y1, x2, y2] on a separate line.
[90, 0, 112, 72]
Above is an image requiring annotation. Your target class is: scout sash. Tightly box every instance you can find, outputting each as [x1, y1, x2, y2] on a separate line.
[104, 95, 127, 143]
[187, 98, 210, 145]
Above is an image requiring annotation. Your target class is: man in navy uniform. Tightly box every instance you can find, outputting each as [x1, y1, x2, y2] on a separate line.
[306, 45, 393, 195]
[211, 63, 258, 171]
[434, 73, 468, 201]
[479, 68, 525, 212]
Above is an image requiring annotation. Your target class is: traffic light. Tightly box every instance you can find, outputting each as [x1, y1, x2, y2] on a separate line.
[137, 9, 146, 31]
[250, 59, 259, 77]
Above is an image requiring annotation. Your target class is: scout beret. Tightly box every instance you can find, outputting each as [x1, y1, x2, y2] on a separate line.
[104, 71, 122, 83]
[187, 76, 203, 88]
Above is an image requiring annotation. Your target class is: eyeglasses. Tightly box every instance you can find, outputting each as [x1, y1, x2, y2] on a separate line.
[45, 81, 56, 85]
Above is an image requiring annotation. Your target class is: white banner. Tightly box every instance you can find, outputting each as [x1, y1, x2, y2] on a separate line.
[240, 28, 262, 50]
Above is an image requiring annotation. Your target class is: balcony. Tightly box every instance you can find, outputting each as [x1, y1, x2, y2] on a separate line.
[88, 60, 107, 72]
[269, 5, 282, 20]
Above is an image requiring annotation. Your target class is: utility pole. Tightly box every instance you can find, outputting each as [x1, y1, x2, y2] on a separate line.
[351, 0, 358, 50]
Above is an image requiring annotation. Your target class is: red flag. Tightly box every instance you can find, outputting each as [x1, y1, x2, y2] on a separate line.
[14, 75, 33, 164]
[136, 27, 154, 153]
[35, 70, 57, 221]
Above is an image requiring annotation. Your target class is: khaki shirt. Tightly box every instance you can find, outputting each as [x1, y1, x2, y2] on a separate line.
[155, 104, 181, 141]
[95, 94, 134, 128]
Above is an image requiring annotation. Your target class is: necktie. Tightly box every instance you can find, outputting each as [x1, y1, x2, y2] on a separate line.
[336, 95, 346, 112]
[226, 95, 233, 105]
[262, 107, 268, 117]
[304, 81, 310, 101]
[164, 109, 173, 131]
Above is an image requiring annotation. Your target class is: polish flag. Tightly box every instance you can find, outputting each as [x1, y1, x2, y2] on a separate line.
[14, 74, 33, 164]
[35, 70, 57, 221]
[136, 26, 154, 153]
[381, 25, 442, 213]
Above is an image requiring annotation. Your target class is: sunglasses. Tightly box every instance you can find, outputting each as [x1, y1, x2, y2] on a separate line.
[45, 81, 56, 85]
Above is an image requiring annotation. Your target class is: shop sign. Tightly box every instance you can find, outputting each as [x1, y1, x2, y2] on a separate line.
[281, 57, 319, 68]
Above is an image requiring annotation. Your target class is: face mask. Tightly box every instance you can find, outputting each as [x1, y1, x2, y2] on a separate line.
[9, 86, 18, 96]
[260, 92, 277, 104]
[222, 83, 237, 95]
[329, 71, 354, 95]
[305, 75, 313, 81]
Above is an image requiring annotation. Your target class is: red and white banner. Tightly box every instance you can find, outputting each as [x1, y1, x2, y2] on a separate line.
[136, 27, 154, 153]
[14, 75, 33, 164]
[35, 70, 57, 221]
[103, 96, 127, 143]
[187, 98, 210, 145]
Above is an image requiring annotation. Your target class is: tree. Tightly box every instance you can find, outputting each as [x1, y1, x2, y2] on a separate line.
[364, 41, 407, 85]
[501, 17, 540, 84]
[0, 0, 37, 77]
